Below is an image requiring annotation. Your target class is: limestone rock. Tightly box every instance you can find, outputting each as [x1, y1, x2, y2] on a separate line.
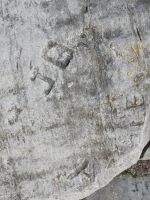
[0, 0, 150, 199]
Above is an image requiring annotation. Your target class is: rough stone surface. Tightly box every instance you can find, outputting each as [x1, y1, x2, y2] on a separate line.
[86, 174, 150, 200]
[0, 0, 150, 199]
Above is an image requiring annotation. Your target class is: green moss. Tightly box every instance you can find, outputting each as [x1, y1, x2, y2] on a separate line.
[118, 170, 140, 179]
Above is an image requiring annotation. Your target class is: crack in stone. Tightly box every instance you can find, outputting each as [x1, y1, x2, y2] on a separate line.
[140, 140, 150, 159]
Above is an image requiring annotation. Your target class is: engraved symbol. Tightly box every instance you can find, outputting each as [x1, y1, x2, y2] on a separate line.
[42, 40, 73, 69]
[30, 68, 55, 95]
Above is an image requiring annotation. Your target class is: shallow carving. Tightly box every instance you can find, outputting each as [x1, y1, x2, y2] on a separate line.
[42, 40, 74, 69]
[37, 73, 55, 95]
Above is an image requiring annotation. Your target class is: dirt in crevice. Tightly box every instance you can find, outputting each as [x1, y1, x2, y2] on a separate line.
[127, 160, 150, 177]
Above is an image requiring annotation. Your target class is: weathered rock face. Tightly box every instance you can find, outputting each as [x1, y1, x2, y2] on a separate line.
[0, 0, 150, 199]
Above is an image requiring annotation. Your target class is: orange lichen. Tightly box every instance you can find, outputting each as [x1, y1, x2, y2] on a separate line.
[139, 45, 143, 50]
[135, 101, 138, 105]
[131, 45, 139, 57]
[127, 72, 132, 76]
[121, 52, 125, 56]
[128, 58, 134, 62]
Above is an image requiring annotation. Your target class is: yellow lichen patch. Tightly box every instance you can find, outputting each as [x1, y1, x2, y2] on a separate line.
[134, 78, 137, 82]
[131, 45, 139, 57]
[135, 101, 138, 105]
[127, 72, 132, 76]
[136, 67, 140, 71]
[121, 52, 125, 56]
[148, 44, 150, 47]
[139, 45, 143, 50]
[128, 58, 134, 62]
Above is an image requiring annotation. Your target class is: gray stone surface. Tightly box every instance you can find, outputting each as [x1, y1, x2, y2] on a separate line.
[0, 0, 150, 199]
[86, 174, 150, 200]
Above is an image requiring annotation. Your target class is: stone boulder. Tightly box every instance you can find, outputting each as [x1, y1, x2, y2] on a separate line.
[0, 0, 150, 199]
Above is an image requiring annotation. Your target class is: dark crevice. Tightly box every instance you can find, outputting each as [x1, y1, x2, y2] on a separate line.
[140, 140, 150, 159]
[136, 28, 142, 41]
[16, 61, 18, 71]
[85, 6, 88, 13]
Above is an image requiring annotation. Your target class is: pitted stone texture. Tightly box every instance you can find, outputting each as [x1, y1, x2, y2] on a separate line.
[0, 0, 150, 200]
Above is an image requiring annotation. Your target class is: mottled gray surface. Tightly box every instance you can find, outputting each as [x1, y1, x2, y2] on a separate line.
[86, 174, 150, 200]
[0, 0, 150, 199]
